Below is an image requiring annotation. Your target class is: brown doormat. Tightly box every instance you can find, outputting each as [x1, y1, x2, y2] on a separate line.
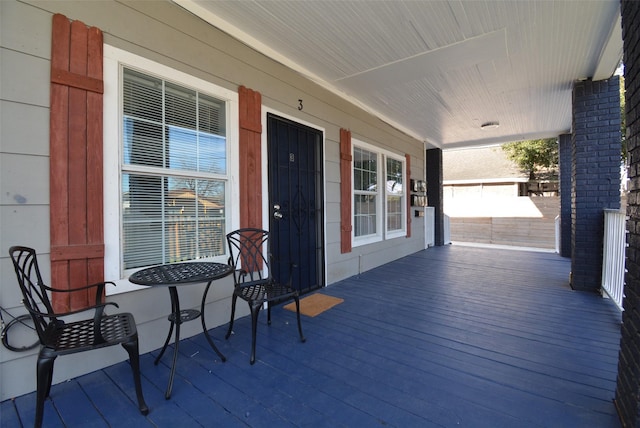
[284, 293, 344, 317]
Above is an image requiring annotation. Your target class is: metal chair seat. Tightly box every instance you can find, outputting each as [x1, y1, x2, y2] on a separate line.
[41, 312, 137, 354]
[235, 281, 297, 303]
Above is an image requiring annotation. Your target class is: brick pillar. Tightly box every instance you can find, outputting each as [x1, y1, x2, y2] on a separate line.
[616, 1, 640, 425]
[571, 77, 621, 291]
[558, 133, 572, 258]
[426, 148, 444, 246]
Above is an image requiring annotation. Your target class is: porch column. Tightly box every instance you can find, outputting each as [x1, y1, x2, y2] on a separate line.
[426, 148, 444, 246]
[570, 77, 621, 291]
[558, 133, 572, 258]
[616, 0, 640, 424]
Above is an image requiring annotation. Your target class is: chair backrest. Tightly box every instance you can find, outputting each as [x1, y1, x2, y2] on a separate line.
[8, 246, 54, 343]
[226, 228, 270, 285]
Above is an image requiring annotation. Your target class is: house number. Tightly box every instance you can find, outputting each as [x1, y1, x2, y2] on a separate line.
[298, 99, 303, 111]
[290, 153, 295, 162]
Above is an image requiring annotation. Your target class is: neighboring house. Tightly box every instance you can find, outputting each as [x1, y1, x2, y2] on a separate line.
[0, 1, 425, 400]
[444, 145, 529, 199]
[444, 145, 559, 199]
[443, 146, 559, 249]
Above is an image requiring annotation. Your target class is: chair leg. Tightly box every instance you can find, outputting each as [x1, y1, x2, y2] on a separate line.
[121, 339, 150, 416]
[267, 301, 272, 325]
[249, 302, 261, 365]
[44, 363, 54, 399]
[294, 296, 306, 343]
[35, 353, 56, 428]
[225, 294, 238, 340]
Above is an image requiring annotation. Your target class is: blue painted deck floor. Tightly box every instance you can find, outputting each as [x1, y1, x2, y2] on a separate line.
[2, 245, 623, 427]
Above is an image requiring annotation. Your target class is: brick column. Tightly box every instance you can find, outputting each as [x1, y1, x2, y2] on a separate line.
[558, 133, 572, 258]
[426, 148, 444, 246]
[616, 1, 640, 425]
[570, 77, 621, 291]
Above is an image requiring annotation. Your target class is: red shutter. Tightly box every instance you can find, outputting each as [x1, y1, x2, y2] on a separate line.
[340, 129, 352, 253]
[50, 14, 105, 312]
[238, 86, 263, 229]
[405, 154, 411, 238]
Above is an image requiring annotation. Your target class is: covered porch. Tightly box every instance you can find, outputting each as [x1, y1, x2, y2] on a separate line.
[2, 245, 622, 427]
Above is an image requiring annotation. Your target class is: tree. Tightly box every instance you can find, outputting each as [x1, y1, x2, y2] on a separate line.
[501, 138, 558, 180]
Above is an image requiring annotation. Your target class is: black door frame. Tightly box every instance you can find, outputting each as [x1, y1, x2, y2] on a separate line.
[264, 110, 326, 294]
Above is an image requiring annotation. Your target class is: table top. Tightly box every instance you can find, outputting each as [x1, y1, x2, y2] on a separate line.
[129, 261, 233, 287]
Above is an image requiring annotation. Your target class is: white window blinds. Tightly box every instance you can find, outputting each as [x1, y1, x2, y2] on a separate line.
[121, 68, 228, 269]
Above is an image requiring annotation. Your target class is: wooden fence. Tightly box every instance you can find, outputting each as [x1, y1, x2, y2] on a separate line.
[447, 197, 558, 249]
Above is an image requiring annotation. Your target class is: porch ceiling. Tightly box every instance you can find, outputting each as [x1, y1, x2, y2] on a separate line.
[175, 0, 622, 149]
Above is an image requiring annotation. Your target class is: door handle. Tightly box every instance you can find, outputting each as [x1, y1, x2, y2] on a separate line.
[273, 204, 283, 220]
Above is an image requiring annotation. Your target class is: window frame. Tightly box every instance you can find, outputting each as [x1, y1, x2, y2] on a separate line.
[352, 143, 383, 245]
[103, 45, 239, 295]
[352, 139, 406, 247]
[384, 153, 407, 239]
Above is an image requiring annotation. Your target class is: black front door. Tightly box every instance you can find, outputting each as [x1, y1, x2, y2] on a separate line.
[267, 113, 324, 294]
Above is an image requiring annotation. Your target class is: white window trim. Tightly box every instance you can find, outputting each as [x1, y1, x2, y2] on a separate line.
[352, 139, 406, 247]
[103, 45, 239, 295]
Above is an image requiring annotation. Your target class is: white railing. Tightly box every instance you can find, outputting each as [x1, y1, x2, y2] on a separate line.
[555, 215, 560, 253]
[425, 207, 435, 248]
[602, 209, 627, 311]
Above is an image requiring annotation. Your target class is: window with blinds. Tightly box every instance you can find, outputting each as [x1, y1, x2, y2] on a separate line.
[121, 68, 228, 269]
[352, 141, 406, 245]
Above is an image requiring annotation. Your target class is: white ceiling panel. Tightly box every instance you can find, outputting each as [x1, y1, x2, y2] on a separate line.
[176, 0, 623, 149]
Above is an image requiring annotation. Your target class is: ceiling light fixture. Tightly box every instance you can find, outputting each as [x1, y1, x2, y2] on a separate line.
[480, 121, 500, 130]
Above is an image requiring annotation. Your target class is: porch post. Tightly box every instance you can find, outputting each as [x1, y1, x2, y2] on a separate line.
[616, 0, 640, 424]
[426, 148, 444, 246]
[570, 77, 621, 291]
[558, 133, 572, 258]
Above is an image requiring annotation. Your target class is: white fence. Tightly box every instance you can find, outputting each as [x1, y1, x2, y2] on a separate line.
[425, 207, 435, 248]
[555, 215, 560, 253]
[602, 209, 627, 311]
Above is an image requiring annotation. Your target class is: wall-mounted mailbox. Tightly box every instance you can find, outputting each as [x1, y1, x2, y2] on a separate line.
[411, 194, 427, 207]
[411, 179, 427, 193]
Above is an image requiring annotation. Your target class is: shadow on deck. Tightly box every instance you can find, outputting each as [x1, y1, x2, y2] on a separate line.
[2, 245, 623, 427]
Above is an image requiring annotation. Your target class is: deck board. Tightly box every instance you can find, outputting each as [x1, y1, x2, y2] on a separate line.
[2, 245, 623, 427]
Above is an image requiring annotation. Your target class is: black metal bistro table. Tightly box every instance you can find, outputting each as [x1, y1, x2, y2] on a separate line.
[129, 262, 233, 399]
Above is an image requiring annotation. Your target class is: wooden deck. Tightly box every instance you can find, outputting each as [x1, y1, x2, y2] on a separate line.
[1, 245, 623, 427]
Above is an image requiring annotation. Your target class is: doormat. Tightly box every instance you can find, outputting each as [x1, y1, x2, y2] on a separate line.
[284, 293, 344, 317]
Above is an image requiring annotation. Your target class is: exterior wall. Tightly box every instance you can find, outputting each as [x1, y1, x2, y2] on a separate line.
[0, 0, 426, 400]
[570, 77, 621, 291]
[616, 0, 640, 424]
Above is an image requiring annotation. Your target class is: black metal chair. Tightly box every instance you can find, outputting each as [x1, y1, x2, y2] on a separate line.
[8, 246, 149, 428]
[225, 228, 306, 364]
